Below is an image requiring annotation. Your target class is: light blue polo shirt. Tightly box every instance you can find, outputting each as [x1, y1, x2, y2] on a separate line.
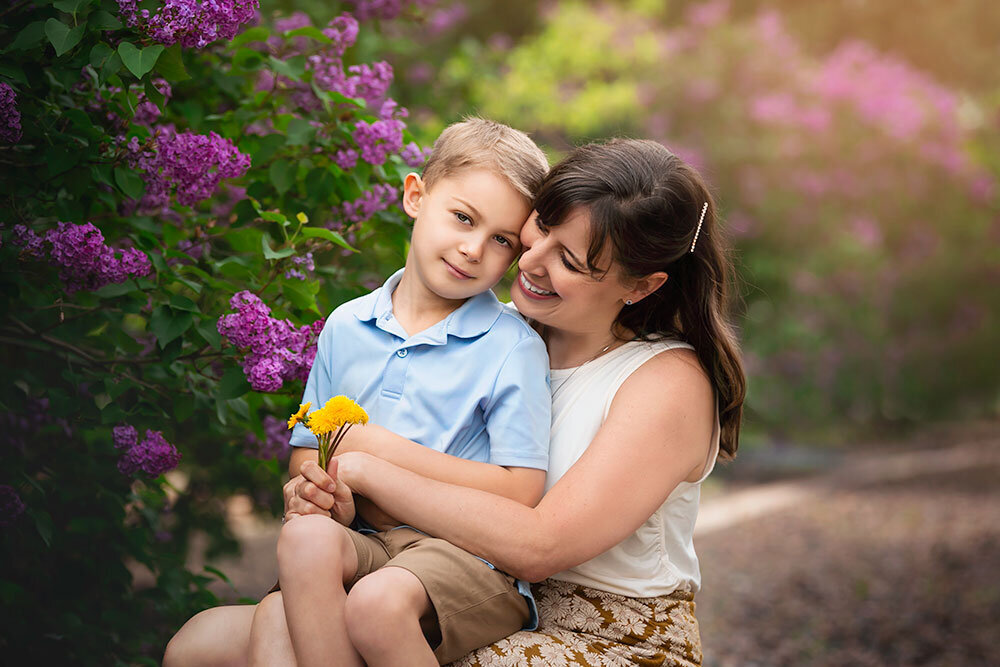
[290, 268, 551, 470]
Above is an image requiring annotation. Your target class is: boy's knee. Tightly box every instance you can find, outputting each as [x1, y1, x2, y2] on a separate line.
[345, 568, 428, 644]
[277, 514, 347, 571]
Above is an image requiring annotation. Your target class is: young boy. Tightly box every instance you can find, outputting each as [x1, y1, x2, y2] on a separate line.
[274, 118, 550, 665]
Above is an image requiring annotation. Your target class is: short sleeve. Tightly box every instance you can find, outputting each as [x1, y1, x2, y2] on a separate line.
[289, 316, 335, 449]
[483, 335, 551, 469]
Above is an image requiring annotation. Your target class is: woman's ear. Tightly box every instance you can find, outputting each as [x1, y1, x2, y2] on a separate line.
[402, 173, 424, 218]
[624, 271, 668, 305]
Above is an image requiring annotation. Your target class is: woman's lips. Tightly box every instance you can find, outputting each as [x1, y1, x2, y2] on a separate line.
[517, 271, 558, 300]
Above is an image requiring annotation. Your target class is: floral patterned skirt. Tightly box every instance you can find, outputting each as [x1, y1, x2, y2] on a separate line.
[448, 579, 702, 667]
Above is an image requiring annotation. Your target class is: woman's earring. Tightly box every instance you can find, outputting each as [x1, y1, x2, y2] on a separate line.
[625, 299, 633, 306]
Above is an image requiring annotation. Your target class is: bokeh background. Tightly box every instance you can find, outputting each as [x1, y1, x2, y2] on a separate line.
[1, 0, 997, 664]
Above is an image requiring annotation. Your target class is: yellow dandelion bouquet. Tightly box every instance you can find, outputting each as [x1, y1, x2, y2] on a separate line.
[287, 396, 369, 470]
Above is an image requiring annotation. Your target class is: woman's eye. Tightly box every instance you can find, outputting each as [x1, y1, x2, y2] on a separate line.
[534, 216, 548, 233]
[455, 212, 471, 224]
[560, 253, 578, 272]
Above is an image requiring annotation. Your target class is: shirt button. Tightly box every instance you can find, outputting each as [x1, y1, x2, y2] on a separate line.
[396, 349, 408, 358]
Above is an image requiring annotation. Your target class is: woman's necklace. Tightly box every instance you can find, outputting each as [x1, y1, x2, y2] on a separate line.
[550, 338, 622, 402]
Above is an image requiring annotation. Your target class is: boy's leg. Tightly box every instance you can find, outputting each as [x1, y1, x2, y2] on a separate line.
[347, 528, 531, 665]
[247, 592, 295, 667]
[345, 566, 438, 666]
[276, 514, 363, 667]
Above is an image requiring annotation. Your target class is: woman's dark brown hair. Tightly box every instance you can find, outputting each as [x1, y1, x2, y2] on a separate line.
[534, 139, 746, 459]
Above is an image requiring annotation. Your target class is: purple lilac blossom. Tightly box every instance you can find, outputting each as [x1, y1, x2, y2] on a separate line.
[334, 148, 359, 170]
[352, 119, 404, 165]
[0, 82, 22, 144]
[113, 424, 139, 450]
[127, 128, 251, 210]
[400, 142, 430, 168]
[117, 0, 259, 48]
[284, 252, 314, 280]
[323, 13, 360, 55]
[0, 485, 26, 527]
[117, 429, 181, 477]
[426, 2, 468, 36]
[339, 183, 400, 223]
[243, 415, 290, 460]
[217, 291, 324, 392]
[12, 222, 152, 293]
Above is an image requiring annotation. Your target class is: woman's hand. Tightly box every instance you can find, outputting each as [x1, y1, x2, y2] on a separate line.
[283, 459, 356, 525]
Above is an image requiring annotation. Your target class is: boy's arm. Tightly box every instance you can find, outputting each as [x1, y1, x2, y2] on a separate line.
[337, 335, 551, 508]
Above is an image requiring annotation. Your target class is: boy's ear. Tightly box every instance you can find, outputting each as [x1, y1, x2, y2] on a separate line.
[402, 173, 424, 218]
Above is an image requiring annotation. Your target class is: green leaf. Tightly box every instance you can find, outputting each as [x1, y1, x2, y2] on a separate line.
[269, 160, 294, 195]
[260, 211, 289, 224]
[54, 0, 91, 16]
[218, 366, 250, 400]
[232, 47, 264, 71]
[150, 306, 194, 348]
[261, 234, 294, 260]
[203, 565, 232, 584]
[89, 42, 113, 68]
[250, 134, 286, 165]
[230, 26, 270, 48]
[268, 55, 306, 81]
[45, 146, 80, 177]
[0, 63, 27, 86]
[144, 77, 166, 111]
[195, 321, 222, 351]
[283, 281, 319, 313]
[154, 44, 189, 82]
[174, 393, 195, 421]
[93, 393, 112, 410]
[8, 21, 46, 52]
[301, 226, 358, 252]
[114, 167, 144, 200]
[285, 26, 332, 43]
[88, 10, 122, 30]
[45, 19, 85, 57]
[100, 51, 122, 82]
[286, 117, 315, 146]
[30, 509, 54, 548]
[168, 294, 200, 312]
[118, 42, 164, 79]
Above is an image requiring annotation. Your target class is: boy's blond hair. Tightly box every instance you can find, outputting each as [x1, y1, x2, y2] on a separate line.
[422, 117, 549, 200]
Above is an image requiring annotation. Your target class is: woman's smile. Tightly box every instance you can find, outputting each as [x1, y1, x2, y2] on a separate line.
[517, 271, 558, 299]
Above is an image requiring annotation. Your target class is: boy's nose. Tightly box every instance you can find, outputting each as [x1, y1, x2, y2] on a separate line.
[459, 241, 482, 263]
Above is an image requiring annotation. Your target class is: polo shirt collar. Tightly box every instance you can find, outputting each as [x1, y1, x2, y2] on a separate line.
[353, 268, 503, 342]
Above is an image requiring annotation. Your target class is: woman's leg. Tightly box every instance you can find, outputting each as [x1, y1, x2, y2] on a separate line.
[162, 605, 255, 667]
[247, 591, 296, 667]
[277, 514, 363, 667]
[344, 566, 437, 666]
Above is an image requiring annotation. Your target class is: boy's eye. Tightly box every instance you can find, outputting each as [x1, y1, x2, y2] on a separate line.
[455, 212, 472, 224]
[493, 234, 512, 248]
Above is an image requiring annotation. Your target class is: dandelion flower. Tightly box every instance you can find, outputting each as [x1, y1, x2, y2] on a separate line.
[287, 402, 311, 430]
[307, 395, 368, 435]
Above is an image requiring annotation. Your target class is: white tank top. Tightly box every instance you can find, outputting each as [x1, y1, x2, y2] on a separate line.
[545, 339, 720, 598]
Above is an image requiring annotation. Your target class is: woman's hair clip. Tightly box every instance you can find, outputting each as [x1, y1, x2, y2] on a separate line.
[690, 202, 708, 253]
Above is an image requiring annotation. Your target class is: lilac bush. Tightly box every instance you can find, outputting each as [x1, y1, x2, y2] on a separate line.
[1, 1, 429, 660]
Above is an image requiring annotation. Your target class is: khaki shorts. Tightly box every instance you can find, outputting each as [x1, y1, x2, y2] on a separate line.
[346, 526, 530, 665]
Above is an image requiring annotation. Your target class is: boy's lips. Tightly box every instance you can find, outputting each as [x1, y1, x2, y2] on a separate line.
[443, 259, 474, 279]
[517, 271, 558, 300]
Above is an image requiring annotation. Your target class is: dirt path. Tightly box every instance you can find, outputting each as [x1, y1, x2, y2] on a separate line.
[696, 425, 1000, 666]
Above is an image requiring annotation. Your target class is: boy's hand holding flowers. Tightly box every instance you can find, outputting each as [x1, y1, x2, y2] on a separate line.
[287, 396, 369, 470]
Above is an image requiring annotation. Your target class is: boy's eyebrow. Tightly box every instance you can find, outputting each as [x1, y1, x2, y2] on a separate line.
[452, 196, 482, 220]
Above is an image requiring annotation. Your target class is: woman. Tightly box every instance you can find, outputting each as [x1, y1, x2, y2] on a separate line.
[165, 139, 745, 666]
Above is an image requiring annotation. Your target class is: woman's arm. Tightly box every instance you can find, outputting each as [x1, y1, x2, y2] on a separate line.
[330, 349, 715, 581]
[333, 422, 546, 507]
